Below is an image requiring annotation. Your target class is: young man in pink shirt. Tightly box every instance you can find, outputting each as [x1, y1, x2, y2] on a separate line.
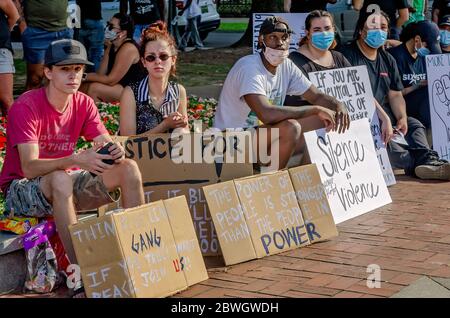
[0, 39, 145, 293]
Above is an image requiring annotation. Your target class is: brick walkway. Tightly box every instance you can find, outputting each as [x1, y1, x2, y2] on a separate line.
[173, 175, 450, 298]
[2, 175, 449, 298]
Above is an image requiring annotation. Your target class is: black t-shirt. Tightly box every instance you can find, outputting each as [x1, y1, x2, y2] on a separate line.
[290, 0, 330, 12]
[339, 41, 403, 110]
[76, 0, 102, 21]
[285, 50, 352, 106]
[360, 0, 409, 28]
[127, 0, 161, 25]
[433, 0, 450, 21]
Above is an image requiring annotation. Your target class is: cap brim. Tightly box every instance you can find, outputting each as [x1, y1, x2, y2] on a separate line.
[428, 42, 442, 54]
[53, 58, 94, 66]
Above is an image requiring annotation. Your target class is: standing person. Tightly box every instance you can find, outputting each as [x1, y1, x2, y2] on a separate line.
[178, 0, 204, 51]
[213, 16, 349, 170]
[283, 0, 337, 12]
[340, 11, 450, 180]
[438, 15, 450, 53]
[120, 21, 189, 135]
[432, 0, 450, 24]
[75, 0, 104, 72]
[14, 0, 73, 90]
[286, 10, 393, 144]
[120, 0, 162, 44]
[81, 13, 146, 102]
[0, 39, 145, 296]
[406, 0, 428, 25]
[0, 0, 19, 116]
[388, 20, 442, 129]
[353, 0, 410, 40]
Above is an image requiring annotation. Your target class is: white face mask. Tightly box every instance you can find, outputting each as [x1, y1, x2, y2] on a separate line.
[262, 41, 289, 66]
[104, 28, 118, 41]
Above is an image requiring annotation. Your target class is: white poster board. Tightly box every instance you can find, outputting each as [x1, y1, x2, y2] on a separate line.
[426, 54, 450, 160]
[309, 66, 396, 186]
[304, 118, 392, 224]
[253, 13, 308, 54]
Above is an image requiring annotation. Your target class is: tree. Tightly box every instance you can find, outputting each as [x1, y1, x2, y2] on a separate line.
[232, 0, 281, 47]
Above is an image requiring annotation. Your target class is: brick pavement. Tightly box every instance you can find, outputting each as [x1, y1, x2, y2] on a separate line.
[1, 175, 449, 298]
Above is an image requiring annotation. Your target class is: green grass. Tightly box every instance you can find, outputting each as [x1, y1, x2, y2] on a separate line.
[217, 22, 248, 33]
[13, 59, 26, 97]
[177, 63, 232, 87]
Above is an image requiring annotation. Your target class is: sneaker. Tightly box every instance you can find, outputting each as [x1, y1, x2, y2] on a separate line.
[415, 162, 450, 180]
[195, 46, 208, 50]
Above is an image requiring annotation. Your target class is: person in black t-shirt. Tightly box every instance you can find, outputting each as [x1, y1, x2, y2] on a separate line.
[120, 0, 162, 43]
[76, 0, 104, 72]
[388, 21, 442, 129]
[340, 11, 450, 181]
[283, 0, 337, 13]
[438, 15, 450, 53]
[353, 0, 409, 40]
[288, 10, 394, 144]
[432, 0, 450, 24]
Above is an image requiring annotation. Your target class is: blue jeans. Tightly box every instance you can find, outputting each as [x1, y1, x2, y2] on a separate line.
[21, 27, 73, 64]
[76, 19, 104, 72]
[179, 15, 203, 49]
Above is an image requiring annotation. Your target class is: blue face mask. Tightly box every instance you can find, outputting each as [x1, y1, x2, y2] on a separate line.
[440, 30, 450, 46]
[311, 31, 335, 51]
[416, 46, 431, 57]
[364, 29, 387, 48]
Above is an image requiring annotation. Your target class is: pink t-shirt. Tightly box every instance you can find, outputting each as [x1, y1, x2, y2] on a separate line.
[0, 88, 108, 193]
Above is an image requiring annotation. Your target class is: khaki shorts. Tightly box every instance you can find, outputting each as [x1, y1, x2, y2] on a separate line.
[4, 170, 120, 218]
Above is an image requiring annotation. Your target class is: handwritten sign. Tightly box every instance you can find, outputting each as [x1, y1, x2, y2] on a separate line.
[304, 118, 392, 225]
[203, 165, 338, 266]
[69, 196, 208, 298]
[100, 132, 253, 256]
[253, 13, 308, 54]
[426, 54, 450, 160]
[309, 66, 396, 186]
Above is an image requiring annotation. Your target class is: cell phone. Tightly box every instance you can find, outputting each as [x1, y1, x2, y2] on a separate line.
[90, 142, 115, 177]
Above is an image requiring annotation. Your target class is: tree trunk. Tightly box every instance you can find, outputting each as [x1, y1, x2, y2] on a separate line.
[231, 0, 280, 47]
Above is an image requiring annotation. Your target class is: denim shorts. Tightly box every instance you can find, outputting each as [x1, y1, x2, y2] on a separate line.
[4, 170, 120, 218]
[21, 26, 73, 64]
[0, 48, 15, 74]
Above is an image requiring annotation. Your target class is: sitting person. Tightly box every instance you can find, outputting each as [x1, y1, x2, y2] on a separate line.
[0, 39, 145, 296]
[213, 16, 350, 170]
[340, 11, 450, 180]
[388, 20, 442, 130]
[120, 21, 189, 135]
[287, 9, 393, 145]
[438, 15, 450, 53]
[81, 13, 146, 102]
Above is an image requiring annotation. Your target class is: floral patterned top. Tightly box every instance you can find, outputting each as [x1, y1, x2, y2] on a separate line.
[129, 76, 180, 135]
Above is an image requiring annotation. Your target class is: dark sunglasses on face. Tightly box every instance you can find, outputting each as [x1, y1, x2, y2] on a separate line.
[106, 22, 120, 31]
[144, 53, 172, 62]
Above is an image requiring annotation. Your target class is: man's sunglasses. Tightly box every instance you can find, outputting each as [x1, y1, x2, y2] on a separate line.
[144, 53, 172, 62]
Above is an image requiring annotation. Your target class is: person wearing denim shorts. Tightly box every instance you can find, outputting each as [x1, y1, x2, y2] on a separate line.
[15, 0, 73, 90]
[0, 0, 19, 115]
[0, 40, 145, 296]
[75, 0, 104, 72]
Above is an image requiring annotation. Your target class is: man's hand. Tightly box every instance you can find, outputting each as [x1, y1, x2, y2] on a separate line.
[73, 147, 115, 176]
[316, 106, 337, 132]
[335, 102, 351, 133]
[107, 142, 126, 163]
[396, 117, 408, 136]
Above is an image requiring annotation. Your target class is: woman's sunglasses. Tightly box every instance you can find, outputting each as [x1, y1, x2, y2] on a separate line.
[106, 22, 120, 31]
[144, 53, 172, 63]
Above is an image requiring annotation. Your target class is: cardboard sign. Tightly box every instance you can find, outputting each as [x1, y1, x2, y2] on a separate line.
[289, 165, 338, 243]
[253, 13, 308, 53]
[309, 66, 396, 186]
[69, 196, 208, 298]
[304, 118, 392, 225]
[203, 165, 338, 266]
[426, 54, 450, 160]
[101, 132, 254, 255]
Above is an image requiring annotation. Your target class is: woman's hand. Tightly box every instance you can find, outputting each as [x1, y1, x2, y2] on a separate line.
[162, 112, 188, 130]
[380, 116, 394, 145]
